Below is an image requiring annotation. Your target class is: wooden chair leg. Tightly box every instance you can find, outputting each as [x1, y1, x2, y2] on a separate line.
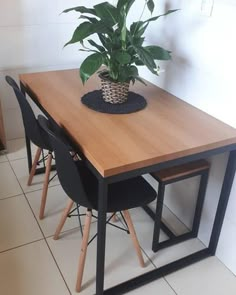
[39, 152, 52, 220]
[27, 147, 42, 186]
[112, 212, 117, 222]
[54, 199, 74, 240]
[123, 210, 145, 268]
[76, 210, 92, 292]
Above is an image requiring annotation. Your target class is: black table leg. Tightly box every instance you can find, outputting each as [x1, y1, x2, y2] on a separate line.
[96, 178, 108, 295]
[20, 82, 32, 173]
[152, 183, 165, 252]
[25, 134, 32, 173]
[209, 150, 236, 254]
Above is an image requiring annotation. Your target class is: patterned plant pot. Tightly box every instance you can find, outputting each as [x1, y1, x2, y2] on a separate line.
[99, 72, 130, 104]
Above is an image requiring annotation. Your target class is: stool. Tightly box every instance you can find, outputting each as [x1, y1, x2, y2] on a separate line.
[148, 159, 210, 252]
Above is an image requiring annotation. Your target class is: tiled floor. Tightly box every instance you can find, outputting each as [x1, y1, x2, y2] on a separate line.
[1, 138, 236, 295]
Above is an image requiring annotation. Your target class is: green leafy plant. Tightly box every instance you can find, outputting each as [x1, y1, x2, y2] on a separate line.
[63, 0, 178, 85]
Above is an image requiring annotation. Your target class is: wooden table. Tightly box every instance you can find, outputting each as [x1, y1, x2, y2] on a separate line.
[20, 69, 236, 295]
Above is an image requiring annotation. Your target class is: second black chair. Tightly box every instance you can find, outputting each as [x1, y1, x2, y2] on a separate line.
[38, 115, 157, 292]
[6, 76, 53, 219]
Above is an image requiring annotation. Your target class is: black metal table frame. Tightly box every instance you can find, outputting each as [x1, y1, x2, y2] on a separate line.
[20, 81, 236, 295]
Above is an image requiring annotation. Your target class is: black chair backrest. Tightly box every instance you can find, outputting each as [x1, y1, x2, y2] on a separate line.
[38, 115, 92, 209]
[5, 76, 51, 150]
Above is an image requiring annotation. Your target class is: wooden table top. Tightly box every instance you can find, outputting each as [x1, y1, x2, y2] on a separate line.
[20, 69, 236, 177]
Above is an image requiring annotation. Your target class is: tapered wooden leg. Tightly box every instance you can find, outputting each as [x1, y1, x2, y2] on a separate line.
[39, 152, 52, 220]
[76, 210, 92, 292]
[123, 210, 145, 267]
[54, 199, 74, 240]
[27, 147, 42, 186]
[112, 212, 117, 222]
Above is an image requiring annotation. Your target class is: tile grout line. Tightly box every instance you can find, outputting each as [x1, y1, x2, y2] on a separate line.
[150, 201, 192, 236]
[163, 204, 192, 232]
[214, 256, 236, 278]
[7, 156, 33, 162]
[0, 192, 26, 201]
[20, 182, 61, 195]
[7, 159, 72, 295]
[43, 236, 72, 295]
[163, 277, 178, 295]
[116, 212, 181, 293]
[0, 238, 45, 254]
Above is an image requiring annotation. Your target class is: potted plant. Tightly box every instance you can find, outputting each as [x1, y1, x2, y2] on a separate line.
[63, 0, 177, 104]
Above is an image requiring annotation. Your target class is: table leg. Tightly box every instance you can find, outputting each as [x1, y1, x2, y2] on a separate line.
[25, 134, 32, 173]
[209, 150, 236, 254]
[20, 82, 32, 173]
[96, 179, 108, 295]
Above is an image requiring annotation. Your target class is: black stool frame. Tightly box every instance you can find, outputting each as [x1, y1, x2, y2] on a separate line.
[143, 167, 209, 252]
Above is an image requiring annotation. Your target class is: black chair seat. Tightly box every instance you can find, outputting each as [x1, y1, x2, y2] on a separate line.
[77, 162, 156, 212]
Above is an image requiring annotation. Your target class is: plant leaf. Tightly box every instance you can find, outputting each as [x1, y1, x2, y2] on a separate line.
[135, 76, 147, 85]
[133, 46, 157, 74]
[130, 21, 144, 35]
[143, 9, 179, 24]
[79, 15, 98, 23]
[132, 37, 145, 47]
[147, 0, 155, 14]
[134, 58, 145, 66]
[145, 46, 171, 60]
[94, 2, 119, 26]
[125, 0, 136, 14]
[117, 0, 129, 10]
[97, 34, 114, 52]
[117, 0, 135, 14]
[80, 53, 103, 84]
[63, 6, 96, 15]
[130, 21, 148, 38]
[64, 22, 110, 46]
[87, 39, 105, 52]
[126, 65, 147, 85]
[115, 51, 131, 64]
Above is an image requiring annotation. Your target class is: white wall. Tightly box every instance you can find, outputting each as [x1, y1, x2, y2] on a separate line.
[0, 0, 101, 139]
[0, 0, 236, 274]
[136, 0, 236, 274]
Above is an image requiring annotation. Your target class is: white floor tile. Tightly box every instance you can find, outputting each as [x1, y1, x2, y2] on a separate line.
[47, 220, 155, 295]
[6, 138, 38, 161]
[0, 240, 70, 295]
[148, 202, 190, 236]
[216, 217, 236, 275]
[0, 195, 43, 252]
[128, 207, 205, 268]
[151, 239, 205, 269]
[162, 206, 189, 236]
[0, 153, 8, 162]
[165, 257, 236, 295]
[10, 157, 59, 193]
[26, 185, 85, 237]
[128, 279, 176, 295]
[0, 161, 22, 199]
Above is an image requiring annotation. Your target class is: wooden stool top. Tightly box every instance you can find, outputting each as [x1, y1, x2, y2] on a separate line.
[151, 159, 210, 183]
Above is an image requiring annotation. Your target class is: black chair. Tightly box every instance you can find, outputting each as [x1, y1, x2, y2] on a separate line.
[38, 115, 157, 292]
[5, 76, 53, 219]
